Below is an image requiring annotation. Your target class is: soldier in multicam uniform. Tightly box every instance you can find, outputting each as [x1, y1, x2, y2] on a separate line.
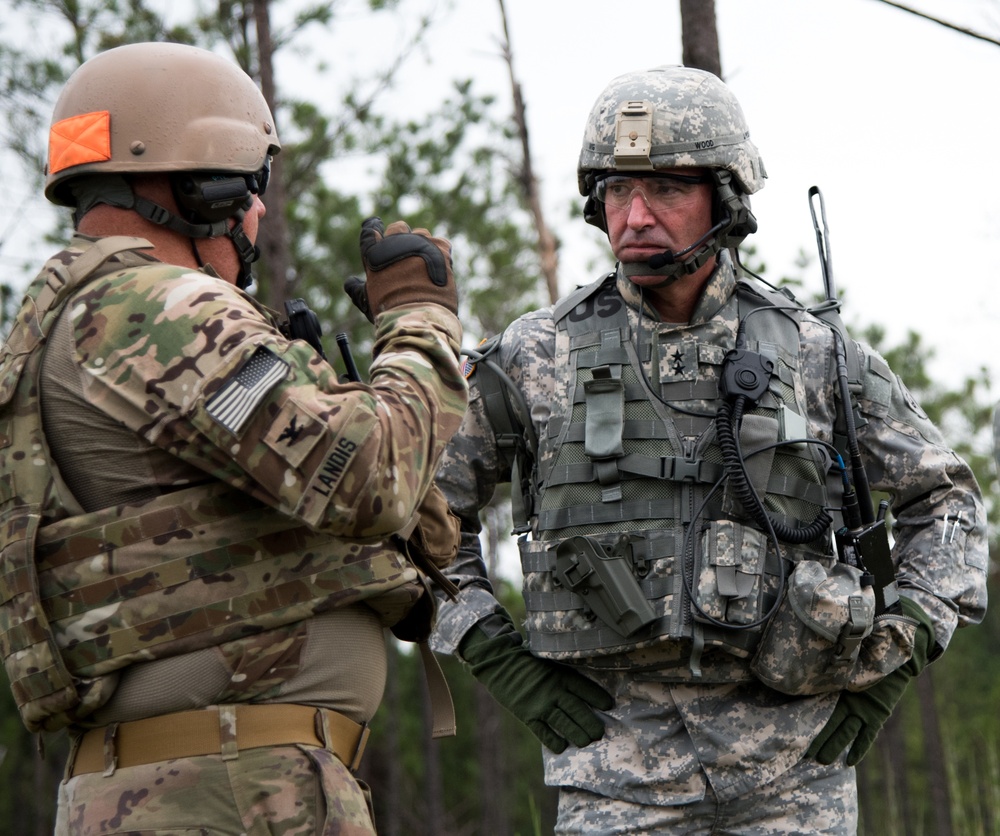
[425, 66, 987, 834]
[0, 42, 468, 834]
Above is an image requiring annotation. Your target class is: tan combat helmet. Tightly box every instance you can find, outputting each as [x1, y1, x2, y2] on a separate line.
[46, 41, 279, 204]
[577, 65, 766, 278]
[45, 41, 281, 288]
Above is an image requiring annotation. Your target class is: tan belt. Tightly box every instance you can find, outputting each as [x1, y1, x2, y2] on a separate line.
[69, 704, 370, 777]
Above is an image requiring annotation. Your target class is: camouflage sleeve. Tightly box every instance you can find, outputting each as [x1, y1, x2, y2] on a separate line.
[70, 265, 468, 539]
[851, 339, 988, 650]
[427, 376, 510, 655]
[429, 307, 559, 655]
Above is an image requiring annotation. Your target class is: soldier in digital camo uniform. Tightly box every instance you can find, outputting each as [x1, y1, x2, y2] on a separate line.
[425, 66, 987, 834]
[0, 42, 468, 835]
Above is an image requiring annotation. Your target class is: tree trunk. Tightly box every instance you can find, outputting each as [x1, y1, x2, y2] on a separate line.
[474, 682, 508, 836]
[881, 703, 911, 834]
[380, 642, 404, 836]
[421, 672, 445, 834]
[34, 747, 48, 836]
[679, 0, 722, 78]
[252, 0, 293, 310]
[916, 669, 952, 836]
[856, 755, 876, 835]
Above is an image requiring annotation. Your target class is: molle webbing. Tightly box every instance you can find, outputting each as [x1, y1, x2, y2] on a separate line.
[35, 481, 418, 679]
[0, 237, 153, 521]
[519, 277, 833, 666]
[0, 504, 74, 730]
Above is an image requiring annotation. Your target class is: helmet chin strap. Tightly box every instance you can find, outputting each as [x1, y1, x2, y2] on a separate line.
[72, 175, 260, 289]
[226, 203, 261, 290]
[131, 193, 260, 290]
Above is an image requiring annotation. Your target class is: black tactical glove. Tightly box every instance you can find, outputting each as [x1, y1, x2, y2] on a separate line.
[807, 596, 935, 766]
[459, 612, 614, 754]
[344, 217, 457, 321]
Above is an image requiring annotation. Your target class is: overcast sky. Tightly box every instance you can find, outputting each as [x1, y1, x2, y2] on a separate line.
[4, 0, 998, 392]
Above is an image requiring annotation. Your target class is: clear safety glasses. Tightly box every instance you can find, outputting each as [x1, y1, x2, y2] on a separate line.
[593, 172, 708, 212]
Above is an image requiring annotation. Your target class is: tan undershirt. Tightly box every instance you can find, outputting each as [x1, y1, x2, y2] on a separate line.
[91, 608, 388, 725]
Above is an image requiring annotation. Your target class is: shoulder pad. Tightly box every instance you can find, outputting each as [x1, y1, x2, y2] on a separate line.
[553, 272, 616, 323]
[473, 339, 527, 470]
[736, 278, 805, 313]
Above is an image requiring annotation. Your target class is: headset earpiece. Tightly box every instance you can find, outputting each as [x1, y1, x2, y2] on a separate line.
[711, 169, 757, 247]
[172, 173, 253, 224]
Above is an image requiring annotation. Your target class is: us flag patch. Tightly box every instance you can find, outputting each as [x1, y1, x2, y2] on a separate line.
[207, 347, 288, 435]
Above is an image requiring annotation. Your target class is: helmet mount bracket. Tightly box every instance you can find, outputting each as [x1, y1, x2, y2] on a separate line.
[613, 100, 655, 171]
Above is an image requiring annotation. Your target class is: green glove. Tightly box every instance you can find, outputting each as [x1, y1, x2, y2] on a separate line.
[459, 614, 614, 754]
[807, 596, 935, 766]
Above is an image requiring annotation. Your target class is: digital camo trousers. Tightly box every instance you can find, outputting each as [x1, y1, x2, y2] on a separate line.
[554, 751, 857, 836]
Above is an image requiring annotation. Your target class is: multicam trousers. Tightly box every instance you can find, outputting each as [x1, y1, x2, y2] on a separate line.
[55, 745, 377, 835]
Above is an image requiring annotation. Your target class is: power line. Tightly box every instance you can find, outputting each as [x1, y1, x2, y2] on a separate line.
[872, 0, 1000, 47]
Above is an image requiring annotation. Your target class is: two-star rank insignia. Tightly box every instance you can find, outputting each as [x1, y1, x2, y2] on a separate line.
[670, 348, 686, 375]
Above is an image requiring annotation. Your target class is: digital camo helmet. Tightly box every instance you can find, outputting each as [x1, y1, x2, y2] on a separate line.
[45, 41, 281, 288]
[578, 65, 766, 279]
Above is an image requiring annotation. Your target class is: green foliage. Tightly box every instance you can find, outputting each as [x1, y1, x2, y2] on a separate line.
[368, 78, 547, 338]
[0, 673, 68, 835]
[280, 76, 546, 380]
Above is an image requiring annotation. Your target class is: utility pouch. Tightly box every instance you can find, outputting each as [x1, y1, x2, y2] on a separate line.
[553, 535, 657, 638]
[845, 609, 921, 691]
[751, 558, 890, 695]
[693, 520, 771, 628]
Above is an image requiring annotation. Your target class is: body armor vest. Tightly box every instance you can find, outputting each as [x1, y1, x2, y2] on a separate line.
[513, 275, 841, 679]
[0, 238, 425, 732]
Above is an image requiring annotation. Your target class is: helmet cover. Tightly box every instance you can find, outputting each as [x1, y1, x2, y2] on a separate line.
[578, 65, 765, 197]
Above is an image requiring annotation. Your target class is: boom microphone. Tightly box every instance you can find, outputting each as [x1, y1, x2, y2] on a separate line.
[646, 214, 731, 270]
[648, 250, 675, 269]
